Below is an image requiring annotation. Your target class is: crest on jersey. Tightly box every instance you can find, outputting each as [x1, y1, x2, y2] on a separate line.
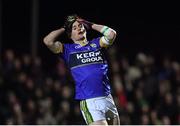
[90, 43, 97, 48]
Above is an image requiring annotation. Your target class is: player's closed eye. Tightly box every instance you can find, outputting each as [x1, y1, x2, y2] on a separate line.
[78, 24, 82, 28]
[73, 25, 82, 31]
[73, 26, 77, 30]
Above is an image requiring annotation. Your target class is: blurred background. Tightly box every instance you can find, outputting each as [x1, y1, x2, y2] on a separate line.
[0, 0, 180, 124]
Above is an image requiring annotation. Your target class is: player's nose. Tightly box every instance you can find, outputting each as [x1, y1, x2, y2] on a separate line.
[77, 27, 81, 31]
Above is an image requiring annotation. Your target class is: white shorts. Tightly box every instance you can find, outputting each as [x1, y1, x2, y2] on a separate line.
[80, 94, 119, 125]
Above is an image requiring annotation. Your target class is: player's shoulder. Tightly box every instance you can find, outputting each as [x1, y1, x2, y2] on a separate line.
[63, 42, 75, 48]
[89, 37, 101, 48]
[90, 37, 101, 43]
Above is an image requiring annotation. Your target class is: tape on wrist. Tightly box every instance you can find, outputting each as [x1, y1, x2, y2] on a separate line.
[100, 26, 111, 36]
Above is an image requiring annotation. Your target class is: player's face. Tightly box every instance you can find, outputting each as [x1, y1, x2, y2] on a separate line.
[71, 21, 86, 41]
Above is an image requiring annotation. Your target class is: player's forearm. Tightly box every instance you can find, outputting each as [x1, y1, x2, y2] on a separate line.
[92, 24, 116, 40]
[43, 28, 65, 46]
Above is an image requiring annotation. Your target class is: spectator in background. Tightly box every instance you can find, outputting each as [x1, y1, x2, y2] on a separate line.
[0, 48, 180, 124]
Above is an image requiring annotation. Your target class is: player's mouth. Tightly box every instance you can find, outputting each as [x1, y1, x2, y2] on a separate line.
[78, 32, 83, 35]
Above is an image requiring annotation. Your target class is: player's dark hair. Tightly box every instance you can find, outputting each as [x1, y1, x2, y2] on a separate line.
[64, 14, 79, 37]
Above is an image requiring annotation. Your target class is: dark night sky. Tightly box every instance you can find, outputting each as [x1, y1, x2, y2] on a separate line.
[1, 0, 180, 63]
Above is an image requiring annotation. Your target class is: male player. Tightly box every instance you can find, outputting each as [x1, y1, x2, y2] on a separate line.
[43, 14, 120, 125]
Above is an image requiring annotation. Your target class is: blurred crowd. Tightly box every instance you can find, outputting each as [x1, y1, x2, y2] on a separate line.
[0, 47, 179, 125]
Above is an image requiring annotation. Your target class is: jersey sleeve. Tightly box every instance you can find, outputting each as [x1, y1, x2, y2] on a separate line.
[59, 43, 70, 62]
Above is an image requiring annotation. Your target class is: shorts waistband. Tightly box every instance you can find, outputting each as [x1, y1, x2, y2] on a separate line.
[81, 94, 112, 102]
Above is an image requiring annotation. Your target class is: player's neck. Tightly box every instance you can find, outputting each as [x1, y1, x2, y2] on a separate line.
[74, 38, 88, 46]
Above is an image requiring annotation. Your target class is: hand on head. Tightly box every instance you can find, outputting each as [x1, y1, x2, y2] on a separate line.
[76, 18, 93, 30]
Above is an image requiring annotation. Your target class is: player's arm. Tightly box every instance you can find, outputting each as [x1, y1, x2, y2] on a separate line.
[43, 27, 65, 54]
[77, 18, 117, 48]
[92, 24, 117, 48]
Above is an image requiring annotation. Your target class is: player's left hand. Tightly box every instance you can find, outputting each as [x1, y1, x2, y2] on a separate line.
[76, 18, 93, 30]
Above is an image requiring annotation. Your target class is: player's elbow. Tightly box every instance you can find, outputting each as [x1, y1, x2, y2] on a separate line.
[108, 29, 117, 41]
[43, 36, 52, 46]
[111, 30, 117, 39]
[109, 30, 117, 45]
